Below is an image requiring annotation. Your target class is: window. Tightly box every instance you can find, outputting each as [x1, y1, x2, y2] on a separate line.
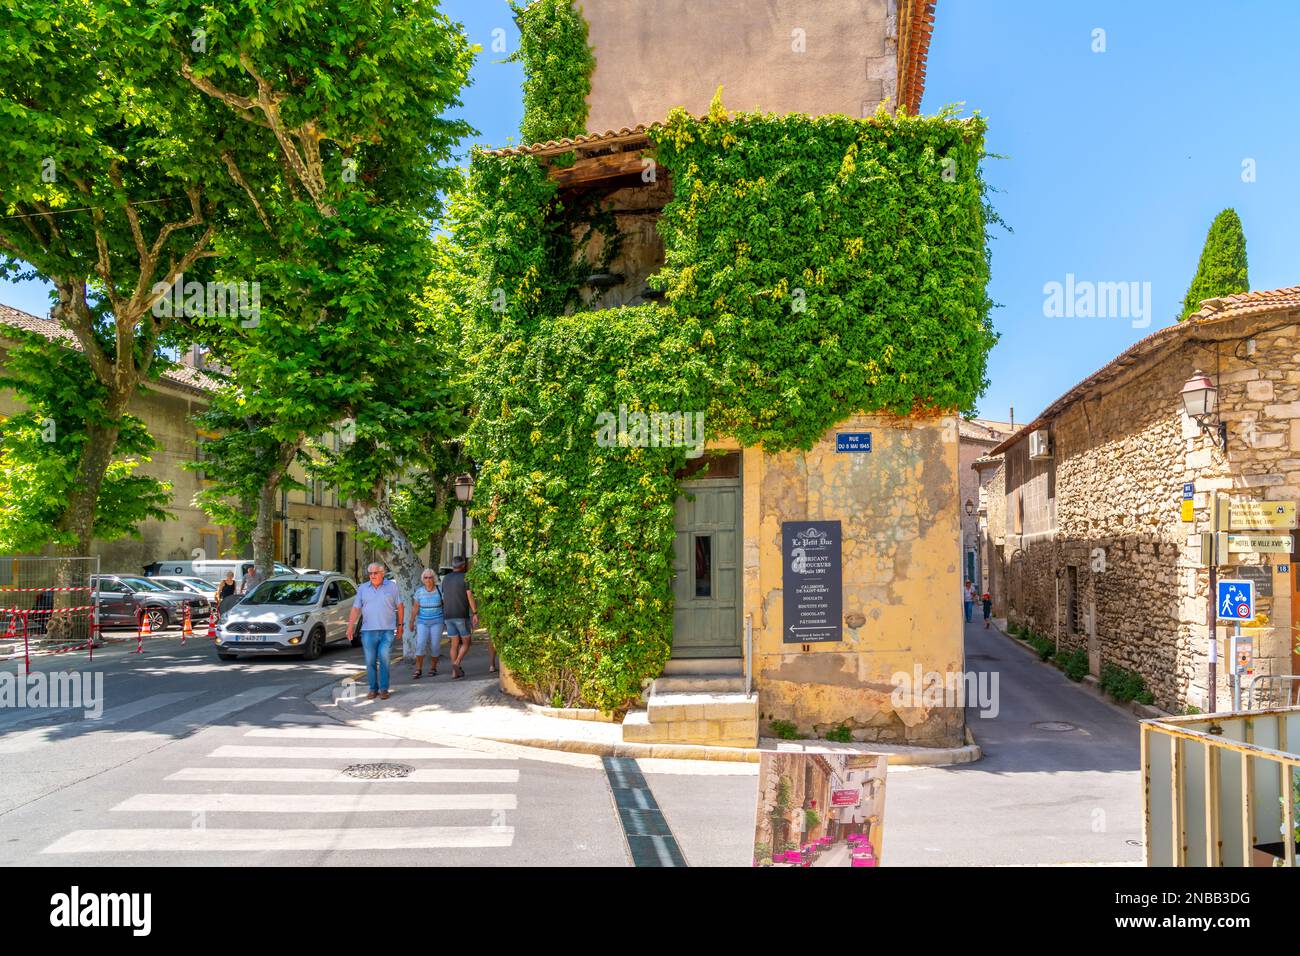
[338, 579, 356, 599]
[325, 581, 341, 603]
[195, 436, 207, 482]
[694, 534, 712, 598]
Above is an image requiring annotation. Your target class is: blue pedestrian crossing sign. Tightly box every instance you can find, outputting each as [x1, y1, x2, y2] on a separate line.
[1216, 579, 1255, 621]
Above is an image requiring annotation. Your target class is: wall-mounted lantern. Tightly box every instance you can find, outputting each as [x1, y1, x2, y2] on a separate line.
[1180, 370, 1227, 452]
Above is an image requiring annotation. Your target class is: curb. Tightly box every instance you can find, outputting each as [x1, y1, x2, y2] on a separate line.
[309, 670, 981, 767]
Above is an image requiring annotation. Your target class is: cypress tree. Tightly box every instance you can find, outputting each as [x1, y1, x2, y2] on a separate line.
[1181, 208, 1249, 320]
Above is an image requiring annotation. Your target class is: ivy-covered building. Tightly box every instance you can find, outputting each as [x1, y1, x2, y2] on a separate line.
[461, 0, 994, 749]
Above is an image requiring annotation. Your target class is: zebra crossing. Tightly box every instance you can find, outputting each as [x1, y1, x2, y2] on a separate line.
[40, 710, 521, 857]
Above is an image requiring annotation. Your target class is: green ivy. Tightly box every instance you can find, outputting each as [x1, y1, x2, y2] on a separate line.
[508, 0, 594, 145]
[450, 100, 996, 713]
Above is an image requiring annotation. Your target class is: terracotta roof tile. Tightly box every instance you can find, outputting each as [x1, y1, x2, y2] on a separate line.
[898, 0, 937, 115]
[0, 302, 220, 395]
[989, 285, 1300, 456]
[481, 125, 651, 159]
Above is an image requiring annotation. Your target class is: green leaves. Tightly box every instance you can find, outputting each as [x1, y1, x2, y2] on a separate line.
[453, 105, 997, 713]
[1180, 208, 1249, 321]
[508, 0, 593, 145]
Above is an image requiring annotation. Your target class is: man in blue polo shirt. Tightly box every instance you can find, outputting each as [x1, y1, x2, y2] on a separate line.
[347, 562, 404, 700]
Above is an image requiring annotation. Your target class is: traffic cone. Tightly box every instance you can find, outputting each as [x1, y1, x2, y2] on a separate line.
[182, 605, 192, 644]
[136, 607, 151, 654]
[207, 606, 218, 640]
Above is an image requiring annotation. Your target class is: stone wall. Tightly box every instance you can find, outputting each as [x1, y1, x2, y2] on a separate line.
[746, 411, 964, 748]
[1001, 316, 1299, 712]
[580, 0, 897, 131]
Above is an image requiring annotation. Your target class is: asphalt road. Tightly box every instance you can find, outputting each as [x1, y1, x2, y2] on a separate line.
[886, 619, 1144, 866]
[0, 635, 755, 867]
[0, 621, 1144, 867]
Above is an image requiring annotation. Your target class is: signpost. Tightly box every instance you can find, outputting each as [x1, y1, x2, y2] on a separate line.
[1228, 500, 1297, 531]
[832, 789, 860, 807]
[782, 521, 843, 644]
[1223, 533, 1292, 555]
[1181, 483, 1195, 523]
[1216, 579, 1255, 622]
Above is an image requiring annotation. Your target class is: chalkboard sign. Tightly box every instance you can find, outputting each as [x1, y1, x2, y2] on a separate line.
[782, 521, 843, 644]
[1233, 564, 1274, 598]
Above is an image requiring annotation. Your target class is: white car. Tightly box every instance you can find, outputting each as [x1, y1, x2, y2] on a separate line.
[215, 574, 357, 661]
[149, 575, 219, 605]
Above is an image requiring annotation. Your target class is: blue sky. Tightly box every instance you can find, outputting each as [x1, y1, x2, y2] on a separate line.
[6, 0, 1299, 424]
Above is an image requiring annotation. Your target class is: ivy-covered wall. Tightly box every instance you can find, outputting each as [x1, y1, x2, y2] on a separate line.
[448, 2, 996, 715]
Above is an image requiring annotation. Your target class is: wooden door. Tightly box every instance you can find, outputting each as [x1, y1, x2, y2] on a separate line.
[671, 467, 742, 659]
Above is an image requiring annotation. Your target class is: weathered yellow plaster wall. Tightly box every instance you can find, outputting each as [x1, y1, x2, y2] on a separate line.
[745, 413, 964, 747]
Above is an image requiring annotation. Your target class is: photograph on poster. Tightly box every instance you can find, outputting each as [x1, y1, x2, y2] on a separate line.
[752, 751, 888, 867]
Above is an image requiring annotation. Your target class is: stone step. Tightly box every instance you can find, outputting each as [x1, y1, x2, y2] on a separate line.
[652, 675, 745, 694]
[647, 691, 757, 724]
[621, 709, 758, 748]
[661, 657, 743, 676]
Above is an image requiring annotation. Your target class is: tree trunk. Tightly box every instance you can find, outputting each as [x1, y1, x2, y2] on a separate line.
[353, 480, 423, 661]
[54, 419, 122, 559]
[252, 438, 302, 578]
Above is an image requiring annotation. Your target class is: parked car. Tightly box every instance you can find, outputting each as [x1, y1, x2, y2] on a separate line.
[91, 574, 213, 631]
[142, 559, 297, 587]
[214, 573, 357, 661]
[148, 575, 220, 606]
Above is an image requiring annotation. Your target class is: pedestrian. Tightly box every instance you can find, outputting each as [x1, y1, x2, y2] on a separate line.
[963, 579, 975, 624]
[407, 568, 445, 679]
[982, 591, 992, 629]
[346, 562, 404, 700]
[241, 564, 261, 596]
[441, 556, 479, 680]
[217, 572, 237, 602]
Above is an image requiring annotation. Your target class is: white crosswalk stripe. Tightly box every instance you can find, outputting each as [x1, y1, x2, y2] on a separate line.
[207, 744, 513, 760]
[43, 826, 514, 853]
[0, 692, 192, 754]
[41, 707, 522, 857]
[165, 767, 521, 783]
[243, 726, 395, 740]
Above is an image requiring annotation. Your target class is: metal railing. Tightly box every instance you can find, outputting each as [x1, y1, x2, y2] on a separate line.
[1142, 707, 1299, 867]
[1245, 675, 1300, 711]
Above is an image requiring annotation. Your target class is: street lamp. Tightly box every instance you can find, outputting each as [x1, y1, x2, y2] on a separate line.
[1181, 370, 1227, 452]
[964, 499, 974, 517]
[453, 474, 474, 559]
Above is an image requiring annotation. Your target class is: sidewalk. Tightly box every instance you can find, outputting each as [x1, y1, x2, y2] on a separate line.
[309, 638, 982, 767]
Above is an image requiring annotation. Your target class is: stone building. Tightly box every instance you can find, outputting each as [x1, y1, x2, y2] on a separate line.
[493, 0, 981, 750]
[0, 303, 366, 576]
[973, 453, 1008, 617]
[958, 418, 1013, 593]
[990, 288, 1300, 712]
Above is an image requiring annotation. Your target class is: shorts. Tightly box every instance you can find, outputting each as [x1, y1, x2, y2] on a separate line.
[445, 618, 472, 638]
[412, 621, 444, 656]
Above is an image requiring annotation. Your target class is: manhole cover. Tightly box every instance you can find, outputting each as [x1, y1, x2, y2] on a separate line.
[342, 762, 414, 779]
[1032, 721, 1077, 732]
[1126, 840, 1142, 847]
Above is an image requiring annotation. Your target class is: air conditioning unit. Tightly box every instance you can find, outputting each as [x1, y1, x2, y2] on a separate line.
[1028, 428, 1053, 460]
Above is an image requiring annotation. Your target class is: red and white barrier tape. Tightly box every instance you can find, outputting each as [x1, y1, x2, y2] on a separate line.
[0, 586, 94, 593]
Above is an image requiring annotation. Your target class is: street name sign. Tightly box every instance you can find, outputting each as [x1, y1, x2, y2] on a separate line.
[835, 433, 872, 453]
[783, 520, 843, 644]
[1216, 579, 1255, 621]
[1228, 500, 1297, 531]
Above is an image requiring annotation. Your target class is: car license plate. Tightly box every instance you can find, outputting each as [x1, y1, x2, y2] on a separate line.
[231, 635, 267, 643]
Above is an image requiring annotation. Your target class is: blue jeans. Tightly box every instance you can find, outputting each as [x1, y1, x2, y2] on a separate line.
[963, 601, 973, 623]
[361, 629, 394, 692]
[444, 618, 471, 638]
[412, 621, 444, 657]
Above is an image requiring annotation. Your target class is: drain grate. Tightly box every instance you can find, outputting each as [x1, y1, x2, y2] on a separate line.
[342, 762, 414, 779]
[1032, 721, 1077, 733]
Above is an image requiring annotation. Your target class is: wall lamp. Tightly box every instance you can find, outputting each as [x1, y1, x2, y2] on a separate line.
[1180, 370, 1227, 452]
